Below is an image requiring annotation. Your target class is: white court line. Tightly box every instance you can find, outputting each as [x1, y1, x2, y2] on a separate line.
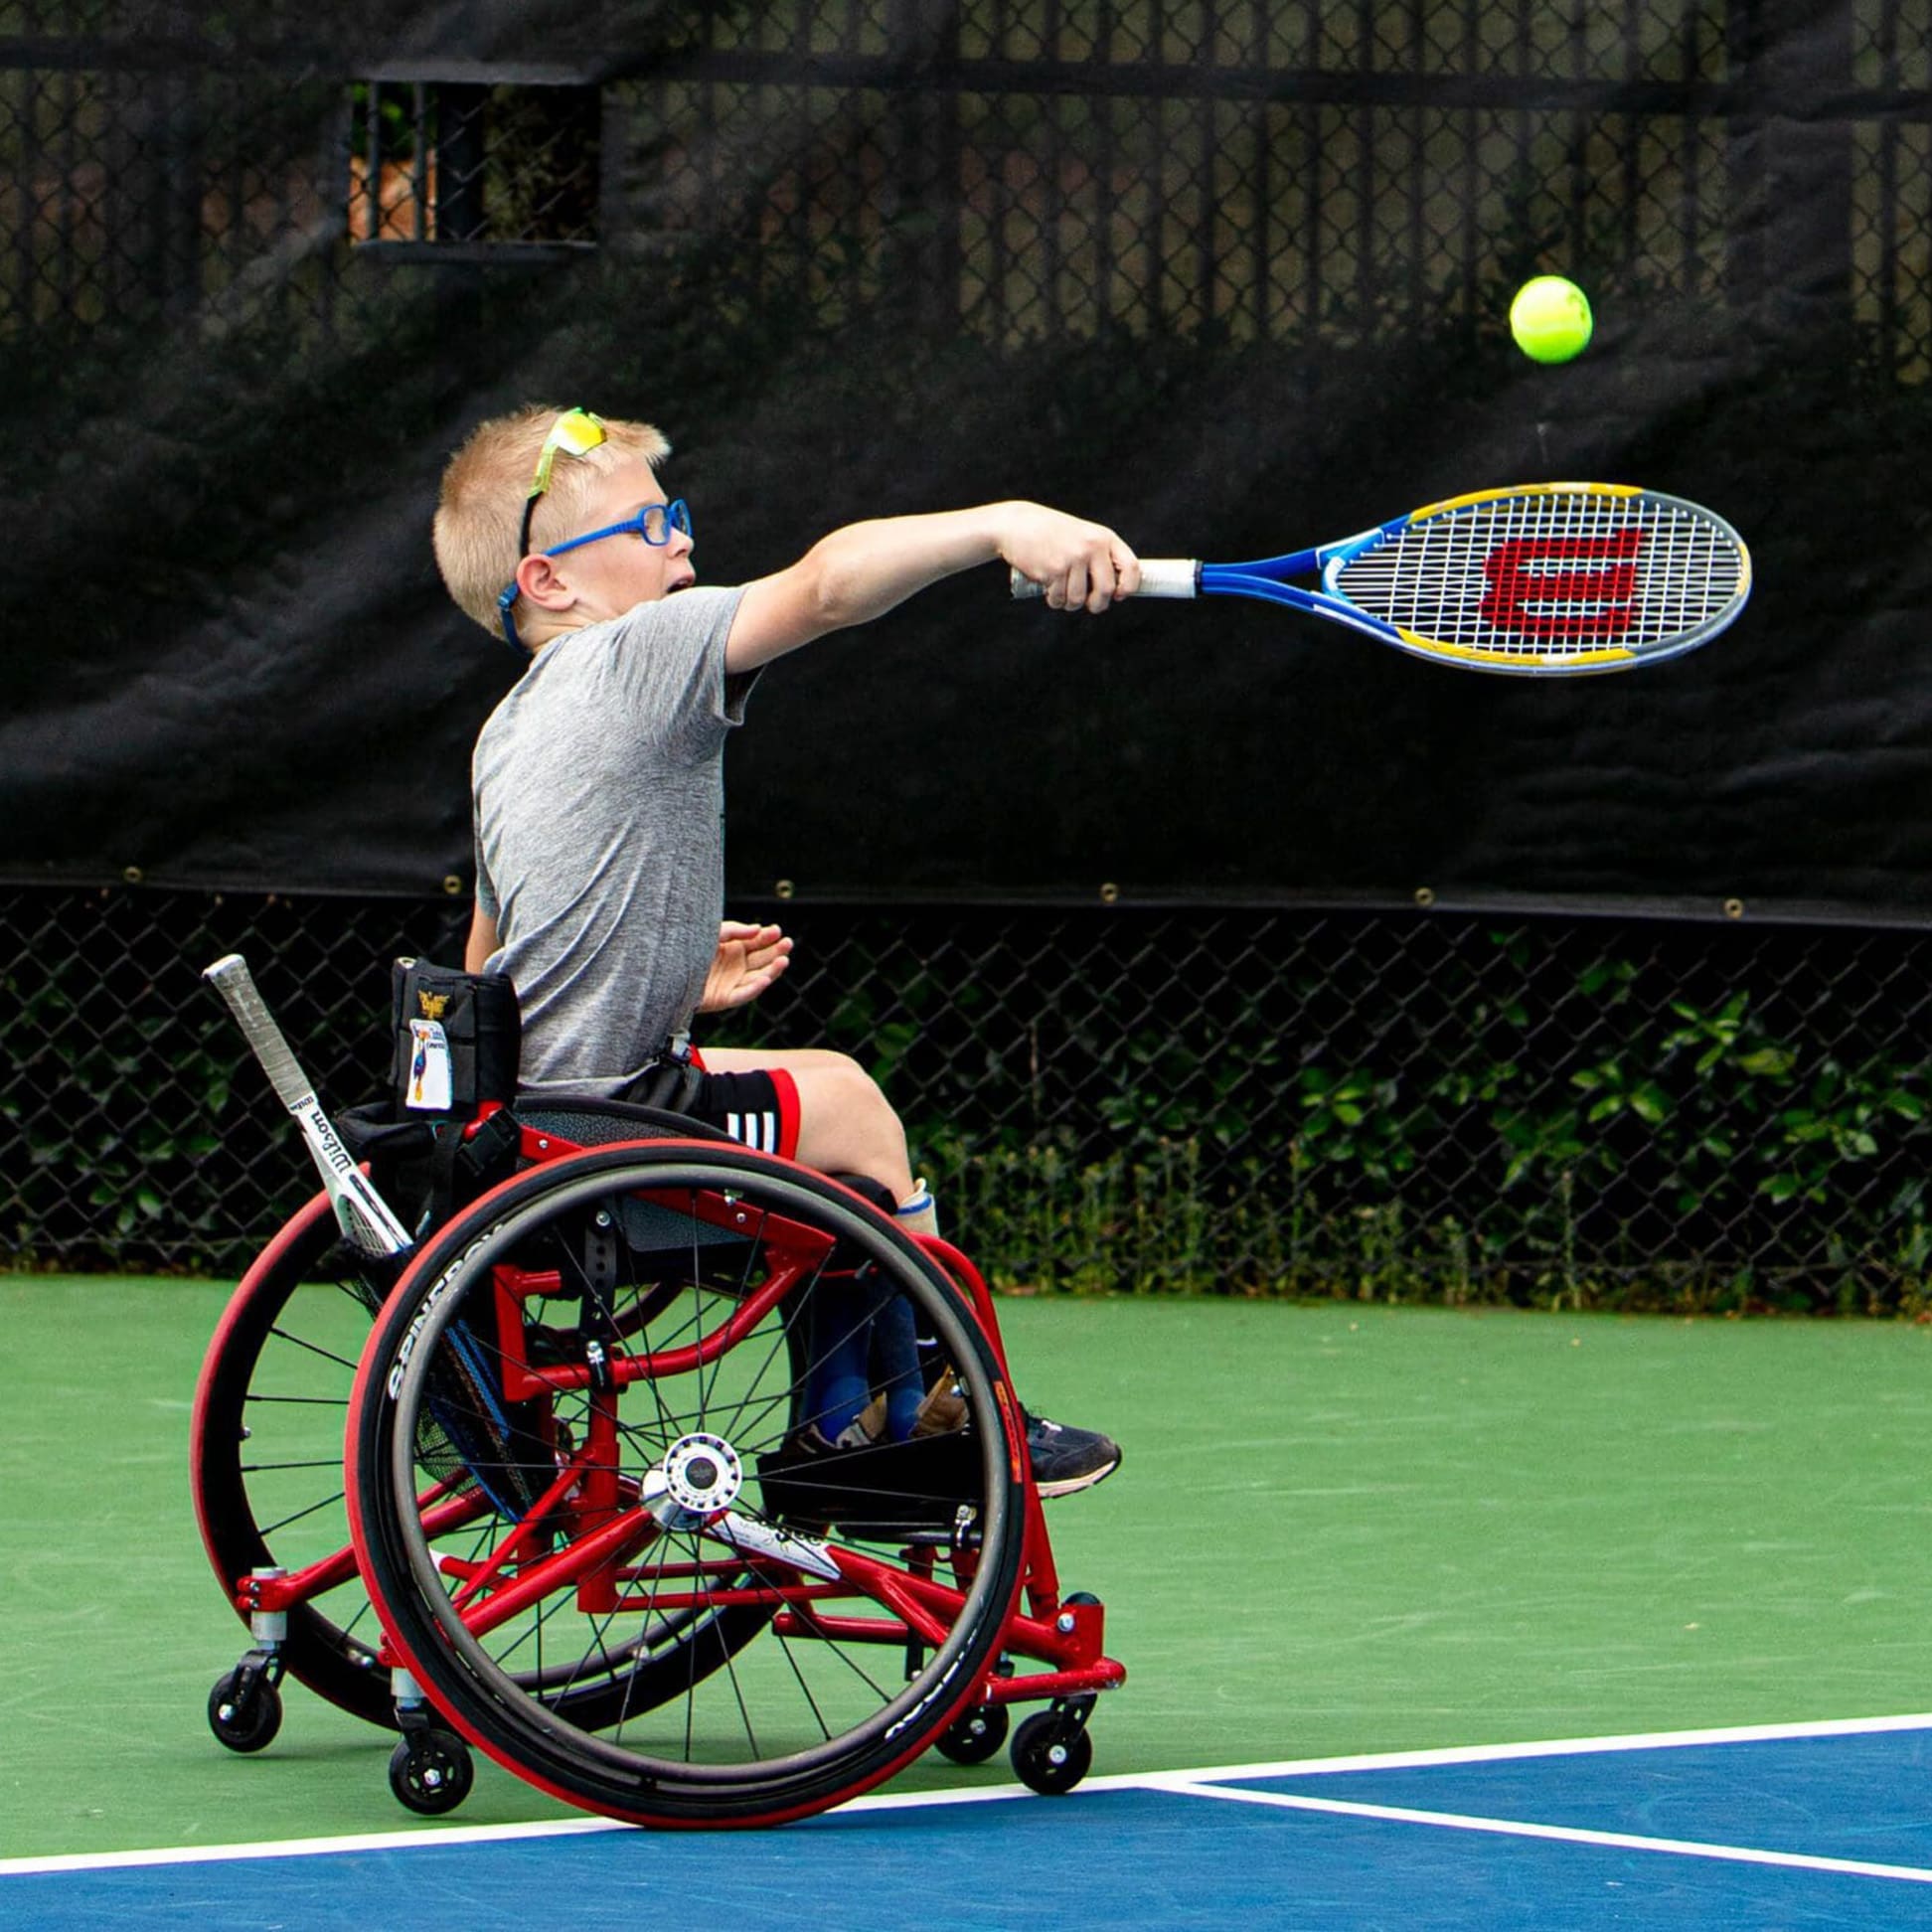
[6, 1710, 1931, 1878]
[1150, 1779, 1932, 1887]
[1107, 1707, 1932, 1789]
[0, 1817, 632, 1878]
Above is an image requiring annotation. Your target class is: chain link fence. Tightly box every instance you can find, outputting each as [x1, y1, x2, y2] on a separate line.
[6, 884, 1931, 1313]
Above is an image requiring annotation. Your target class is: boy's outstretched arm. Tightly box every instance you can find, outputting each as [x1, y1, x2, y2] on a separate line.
[724, 502, 1139, 672]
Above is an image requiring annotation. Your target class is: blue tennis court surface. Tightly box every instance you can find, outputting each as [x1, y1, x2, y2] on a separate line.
[9, 1716, 1932, 1929]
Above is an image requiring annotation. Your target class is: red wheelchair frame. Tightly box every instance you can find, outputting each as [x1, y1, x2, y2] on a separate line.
[193, 1100, 1124, 1825]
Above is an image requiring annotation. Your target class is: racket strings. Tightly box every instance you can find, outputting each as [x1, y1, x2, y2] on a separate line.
[1333, 492, 1746, 659]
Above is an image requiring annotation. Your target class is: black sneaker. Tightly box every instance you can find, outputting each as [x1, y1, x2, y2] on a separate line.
[1024, 1412, 1122, 1500]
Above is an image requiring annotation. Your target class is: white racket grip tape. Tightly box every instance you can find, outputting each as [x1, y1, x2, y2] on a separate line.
[1131, 559, 1202, 597]
[203, 953, 313, 1111]
[1009, 558, 1200, 600]
[204, 953, 413, 1256]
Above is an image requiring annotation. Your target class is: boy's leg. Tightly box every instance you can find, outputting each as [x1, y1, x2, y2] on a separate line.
[674, 1046, 1120, 1496]
[696, 1046, 915, 1201]
[665, 1049, 925, 1444]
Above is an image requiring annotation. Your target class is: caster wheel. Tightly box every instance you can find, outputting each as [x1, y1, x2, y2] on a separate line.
[1010, 1709, 1094, 1796]
[208, 1668, 283, 1754]
[934, 1702, 1010, 1765]
[389, 1728, 475, 1815]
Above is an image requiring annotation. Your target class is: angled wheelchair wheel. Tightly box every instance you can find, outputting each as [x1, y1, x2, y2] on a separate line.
[196, 1167, 774, 1744]
[347, 1139, 1027, 1828]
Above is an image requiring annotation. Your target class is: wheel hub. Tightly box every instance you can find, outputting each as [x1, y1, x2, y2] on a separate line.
[660, 1432, 743, 1516]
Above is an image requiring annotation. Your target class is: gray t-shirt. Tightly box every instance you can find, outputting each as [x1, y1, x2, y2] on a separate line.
[471, 585, 750, 1096]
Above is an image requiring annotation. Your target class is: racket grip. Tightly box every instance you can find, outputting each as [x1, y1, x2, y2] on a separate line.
[1010, 559, 1200, 601]
[204, 953, 313, 1112]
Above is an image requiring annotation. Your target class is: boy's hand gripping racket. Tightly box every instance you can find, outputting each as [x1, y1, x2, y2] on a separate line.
[204, 953, 413, 1257]
[1014, 484, 1750, 675]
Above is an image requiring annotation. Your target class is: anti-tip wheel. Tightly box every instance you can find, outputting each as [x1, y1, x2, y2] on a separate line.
[207, 1668, 283, 1754]
[389, 1728, 475, 1815]
[933, 1701, 1010, 1765]
[1010, 1708, 1094, 1795]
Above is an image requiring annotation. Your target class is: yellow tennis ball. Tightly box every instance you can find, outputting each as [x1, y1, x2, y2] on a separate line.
[1510, 276, 1593, 364]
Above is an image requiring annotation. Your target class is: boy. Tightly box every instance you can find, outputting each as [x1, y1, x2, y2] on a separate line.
[434, 404, 1137, 1495]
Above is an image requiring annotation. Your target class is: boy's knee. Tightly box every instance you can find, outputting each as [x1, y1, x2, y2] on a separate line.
[817, 1052, 896, 1125]
[792, 1052, 908, 1187]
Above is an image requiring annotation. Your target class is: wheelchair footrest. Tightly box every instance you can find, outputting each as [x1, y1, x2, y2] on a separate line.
[756, 1428, 985, 1542]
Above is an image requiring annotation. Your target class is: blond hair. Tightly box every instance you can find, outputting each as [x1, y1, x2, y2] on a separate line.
[433, 404, 672, 639]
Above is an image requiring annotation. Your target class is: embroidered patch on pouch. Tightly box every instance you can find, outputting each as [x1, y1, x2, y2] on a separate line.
[405, 1017, 453, 1111]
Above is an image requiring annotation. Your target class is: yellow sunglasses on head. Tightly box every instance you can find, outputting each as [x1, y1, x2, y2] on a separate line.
[518, 406, 607, 559]
[495, 407, 608, 650]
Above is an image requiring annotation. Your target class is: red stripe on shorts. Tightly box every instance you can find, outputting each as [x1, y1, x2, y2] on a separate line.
[769, 1067, 801, 1160]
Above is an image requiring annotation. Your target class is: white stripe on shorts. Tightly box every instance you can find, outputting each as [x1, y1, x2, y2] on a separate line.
[725, 1110, 777, 1154]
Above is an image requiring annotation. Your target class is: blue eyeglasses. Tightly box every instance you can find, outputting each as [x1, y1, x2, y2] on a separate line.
[546, 498, 693, 558]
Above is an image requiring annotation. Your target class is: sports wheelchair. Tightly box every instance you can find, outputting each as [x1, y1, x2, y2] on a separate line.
[193, 1078, 1124, 1828]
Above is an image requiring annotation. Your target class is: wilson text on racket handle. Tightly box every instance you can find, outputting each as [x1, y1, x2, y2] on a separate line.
[1010, 559, 1201, 601]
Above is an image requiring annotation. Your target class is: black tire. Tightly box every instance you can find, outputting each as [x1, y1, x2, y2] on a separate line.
[207, 1668, 284, 1753]
[933, 1701, 1010, 1765]
[349, 1141, 1027, 1828]
[389, 1728, 475, 1815]
[1010, 1709, 1094, 1795]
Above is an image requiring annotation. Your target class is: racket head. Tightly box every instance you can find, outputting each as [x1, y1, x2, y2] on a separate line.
[1316, 484, 1751, 675]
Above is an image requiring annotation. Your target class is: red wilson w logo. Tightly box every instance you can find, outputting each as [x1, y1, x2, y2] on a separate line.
[1479, 528, 1645, 636]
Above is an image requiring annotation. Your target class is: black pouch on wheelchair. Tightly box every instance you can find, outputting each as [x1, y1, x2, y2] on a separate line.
[334, 960, 524, 1239]
[388, 957, 521, 1120]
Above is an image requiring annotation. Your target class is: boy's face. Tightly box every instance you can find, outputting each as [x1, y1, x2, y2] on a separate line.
[531, 455, 696, 630]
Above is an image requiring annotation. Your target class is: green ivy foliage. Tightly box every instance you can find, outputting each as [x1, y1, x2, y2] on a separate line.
[897, 968, 1932, 1316]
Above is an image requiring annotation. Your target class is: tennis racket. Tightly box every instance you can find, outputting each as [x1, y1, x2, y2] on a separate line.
[204, 953, 414, 1257]
[1013, 484, 1750, 675]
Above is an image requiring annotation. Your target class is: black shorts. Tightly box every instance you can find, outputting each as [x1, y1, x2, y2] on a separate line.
[621, 1060, 801, 1159]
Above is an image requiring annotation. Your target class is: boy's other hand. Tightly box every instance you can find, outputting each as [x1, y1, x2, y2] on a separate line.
[700, 920, 794, 1013]
[1001, 505, 1141, 613]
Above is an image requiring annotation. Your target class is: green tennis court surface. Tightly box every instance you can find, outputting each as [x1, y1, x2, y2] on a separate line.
[4, 1281, 1929, 1859]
